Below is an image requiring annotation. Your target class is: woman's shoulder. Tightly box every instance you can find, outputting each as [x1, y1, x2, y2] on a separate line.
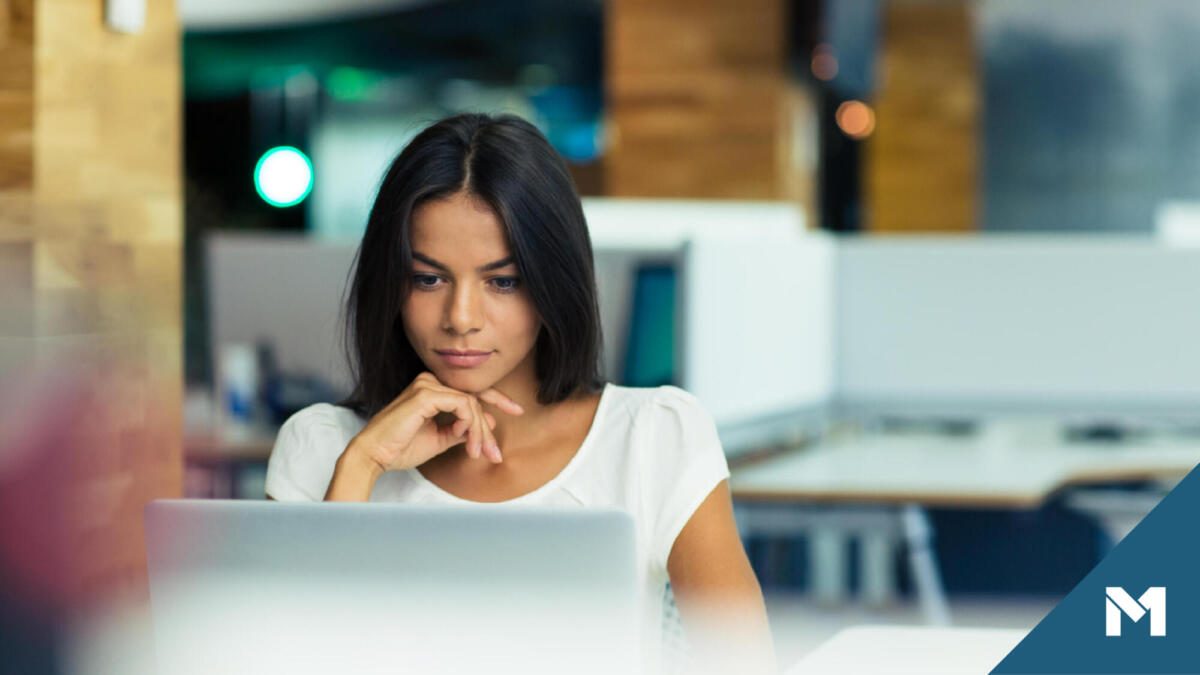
[597, 384, 729, 570]
[267, 403, 367, 501]
[604, 383, 711, 422]
[281, 401, 367, 430]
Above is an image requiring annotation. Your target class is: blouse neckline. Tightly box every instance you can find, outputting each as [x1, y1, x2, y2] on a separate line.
[404, 382, 613, 505]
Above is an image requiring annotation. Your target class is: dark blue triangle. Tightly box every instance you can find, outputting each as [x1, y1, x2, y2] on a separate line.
[991, 460, 1200, 674]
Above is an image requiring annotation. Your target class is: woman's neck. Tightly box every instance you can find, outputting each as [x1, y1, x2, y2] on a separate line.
[478, 357, 586, 457]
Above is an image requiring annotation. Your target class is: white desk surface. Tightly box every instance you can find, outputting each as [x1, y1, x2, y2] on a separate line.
[784, 625, 1027, 675]
[730, 430, 1200, 508]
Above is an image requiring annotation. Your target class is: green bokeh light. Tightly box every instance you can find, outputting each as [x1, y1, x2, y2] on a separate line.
[254, 146, 313, 207]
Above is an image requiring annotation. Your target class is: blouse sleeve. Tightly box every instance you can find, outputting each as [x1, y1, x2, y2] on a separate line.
[264, 404, 350, 501]
[641, 386, 732, 572]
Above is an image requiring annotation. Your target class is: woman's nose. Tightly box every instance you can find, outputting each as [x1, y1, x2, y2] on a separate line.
[444, 283, 483, 335]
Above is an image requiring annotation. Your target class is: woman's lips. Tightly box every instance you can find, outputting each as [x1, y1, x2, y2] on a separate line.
[434, 350, 493, 367]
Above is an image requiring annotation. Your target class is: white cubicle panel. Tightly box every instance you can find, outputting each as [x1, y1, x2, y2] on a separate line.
[207, 233, 358, 395]
[584, 198, 809, 390]
[680, 232, 836, 444]
[836, 236, 1200, 418]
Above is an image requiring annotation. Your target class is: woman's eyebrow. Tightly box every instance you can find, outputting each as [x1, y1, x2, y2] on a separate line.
[412, 252, 515, 272]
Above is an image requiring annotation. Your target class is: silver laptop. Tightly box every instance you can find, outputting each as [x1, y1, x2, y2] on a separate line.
[145, 499, 639, 675]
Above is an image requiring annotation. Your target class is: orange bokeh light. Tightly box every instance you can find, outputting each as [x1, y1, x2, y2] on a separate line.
[836, 100, 876, 139]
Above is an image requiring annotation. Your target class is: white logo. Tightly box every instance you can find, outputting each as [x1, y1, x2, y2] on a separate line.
[1106, 586, 1166, 636]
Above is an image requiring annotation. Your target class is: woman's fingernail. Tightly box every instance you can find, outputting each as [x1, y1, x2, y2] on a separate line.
[492, 444, 502, 461]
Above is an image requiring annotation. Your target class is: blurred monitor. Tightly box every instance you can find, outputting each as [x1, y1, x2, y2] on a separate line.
[206, 232, 356, 398]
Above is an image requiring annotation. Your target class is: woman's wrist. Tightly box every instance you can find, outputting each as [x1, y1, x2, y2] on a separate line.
[324, 440, 387, 501]
[345, 437, 389, 476]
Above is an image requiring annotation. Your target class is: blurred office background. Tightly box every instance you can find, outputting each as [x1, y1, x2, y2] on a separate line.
[5, 0, 1200, 672]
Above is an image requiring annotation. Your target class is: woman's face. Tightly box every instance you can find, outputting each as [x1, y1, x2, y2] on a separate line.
[401, 191, 540, 395]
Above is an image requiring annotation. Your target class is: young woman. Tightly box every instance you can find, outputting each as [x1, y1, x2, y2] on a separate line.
[264, 113, 776, 674]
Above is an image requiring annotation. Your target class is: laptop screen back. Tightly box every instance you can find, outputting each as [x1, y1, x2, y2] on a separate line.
[144, 499, 639, 675]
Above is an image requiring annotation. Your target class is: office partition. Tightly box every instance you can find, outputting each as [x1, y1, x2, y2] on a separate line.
[836, 236, 1200, 419]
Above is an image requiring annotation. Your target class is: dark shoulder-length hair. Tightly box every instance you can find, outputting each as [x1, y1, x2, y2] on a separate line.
[337, 113, 605, 419]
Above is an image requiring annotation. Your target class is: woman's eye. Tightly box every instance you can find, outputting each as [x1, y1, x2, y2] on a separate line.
[413, 274, 442, 290]
[489, 276, 521, 292]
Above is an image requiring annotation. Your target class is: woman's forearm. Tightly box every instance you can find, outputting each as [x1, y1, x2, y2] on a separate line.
[323, 441, 385, 501]
[676, 590, 778, 675]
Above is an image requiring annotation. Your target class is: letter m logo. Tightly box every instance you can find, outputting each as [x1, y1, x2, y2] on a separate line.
[1106, 586, 1166, 636]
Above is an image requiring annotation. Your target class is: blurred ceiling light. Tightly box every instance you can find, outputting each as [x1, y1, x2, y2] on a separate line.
[255, 146, 313, 207]
[835, 100, 875, 139]
[811, 43, 839, 81]
[326, 67, 383, 102]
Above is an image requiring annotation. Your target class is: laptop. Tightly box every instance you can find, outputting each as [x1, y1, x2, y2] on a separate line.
[144, 499, 640, 675]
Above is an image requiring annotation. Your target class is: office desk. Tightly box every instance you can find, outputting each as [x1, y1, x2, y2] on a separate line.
[730, 430, 1200, 623]
[783, 625, 1026, 675]
[731, 430, 1200, 506]
[184, 428, 276, 498]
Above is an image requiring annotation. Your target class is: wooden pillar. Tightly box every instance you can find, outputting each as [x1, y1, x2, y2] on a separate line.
[0, 0, 182, 608]
[606, 0, 802, 201]
[865, 0, 979, 232]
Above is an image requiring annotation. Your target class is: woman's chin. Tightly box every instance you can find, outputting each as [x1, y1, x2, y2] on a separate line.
[432, 368, 495, 393]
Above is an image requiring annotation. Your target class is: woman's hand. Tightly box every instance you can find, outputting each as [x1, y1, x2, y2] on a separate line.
[347, 371, 524, 474]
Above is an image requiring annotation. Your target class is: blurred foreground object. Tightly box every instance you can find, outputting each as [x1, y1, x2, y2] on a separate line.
[1, 0, 184, 671]
[0, 363, 175, 675]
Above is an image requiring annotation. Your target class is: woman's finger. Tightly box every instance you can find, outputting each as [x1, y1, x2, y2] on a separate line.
[452, 416, 470, 439]
[422, 379, 472, 446]
[417, 380, 503, 461]
[470, 396, 499, 463]
[476, 388, 524, 416]
[438, 417, 467, 450]
[423, 390, 480, 458]
[474, 397, 501, 463]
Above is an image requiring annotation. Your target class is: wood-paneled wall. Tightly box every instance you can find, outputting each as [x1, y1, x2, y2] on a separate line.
[1, 0, 182, 607]
[865, 0, 979, 232]
[1, 0, 35, 377]
[0, 0, 32, 193]
[606, 0, 799, 200]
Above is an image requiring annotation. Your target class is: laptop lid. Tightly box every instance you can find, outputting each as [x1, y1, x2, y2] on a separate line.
[144, 499, 639, 675]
